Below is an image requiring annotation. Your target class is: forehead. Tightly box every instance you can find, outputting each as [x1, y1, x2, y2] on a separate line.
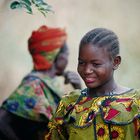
[79, 44, 111, 61]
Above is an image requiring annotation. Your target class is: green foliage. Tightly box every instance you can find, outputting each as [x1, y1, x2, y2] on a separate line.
[10, 0, 52, 16]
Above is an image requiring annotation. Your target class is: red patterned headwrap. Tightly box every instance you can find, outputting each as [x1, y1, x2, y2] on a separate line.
[28, 25, 67, 70]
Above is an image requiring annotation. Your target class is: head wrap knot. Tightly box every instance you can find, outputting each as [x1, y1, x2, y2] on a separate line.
[28, 25, 67, 70]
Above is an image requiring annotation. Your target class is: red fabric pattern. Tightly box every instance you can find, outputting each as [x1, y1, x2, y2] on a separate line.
[28, 25, 67, 70]
[104, 108, 120, 121]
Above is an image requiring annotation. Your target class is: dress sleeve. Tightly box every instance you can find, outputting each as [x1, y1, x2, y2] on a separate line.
[135, 89, 140, 134]
[45, 90, 81, 140]
[133, 89, 140, 112]
[45, 100, 68, 140]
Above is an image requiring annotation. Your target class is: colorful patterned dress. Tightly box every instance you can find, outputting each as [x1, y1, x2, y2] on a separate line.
[2, 72, 64, 122]
[46, 88, 140, 140]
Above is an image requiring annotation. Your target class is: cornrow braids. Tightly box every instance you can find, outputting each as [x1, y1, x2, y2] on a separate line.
[79, 28, 120, 58]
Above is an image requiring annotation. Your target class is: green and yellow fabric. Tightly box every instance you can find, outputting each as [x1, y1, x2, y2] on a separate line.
[46, 89, 140, 140]
[2, 72, 63, 122]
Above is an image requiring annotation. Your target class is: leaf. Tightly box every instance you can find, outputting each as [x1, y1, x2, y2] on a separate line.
[38, 3, 50, 9]
[10, 1, 22, 9]
[31, 0, 36, 4]
[32, 0, 44, 5]
[37, 3, 52, 12]
[21, 0, 32, 6]
[40, 10, 47, 17]
[10, 0, 52, 17]
[25, 6, 33, 14]
[20, 2, 33, 14]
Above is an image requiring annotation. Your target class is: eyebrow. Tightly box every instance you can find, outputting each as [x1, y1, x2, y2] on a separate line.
[78, 58, 103, 63]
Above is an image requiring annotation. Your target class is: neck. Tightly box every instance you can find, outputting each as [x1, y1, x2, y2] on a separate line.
[32, 66, 57, 78]
[47, 68, 57, 78]
[87, 79, 118, 97]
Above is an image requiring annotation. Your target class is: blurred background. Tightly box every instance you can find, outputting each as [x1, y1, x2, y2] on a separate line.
[0, 0, 140, 104]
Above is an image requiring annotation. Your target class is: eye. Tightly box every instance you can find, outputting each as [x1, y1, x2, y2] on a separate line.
[92, 63, 102, 67]
[78, 60, 85, 65]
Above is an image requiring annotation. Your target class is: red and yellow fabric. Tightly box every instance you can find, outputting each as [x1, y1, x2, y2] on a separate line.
[46, 89, 140, 140]
[28, 25, 67, 70]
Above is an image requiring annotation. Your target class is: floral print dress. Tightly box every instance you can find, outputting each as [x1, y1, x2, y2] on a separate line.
[2, 72, 63, 122]
[46, 88, 140, 140]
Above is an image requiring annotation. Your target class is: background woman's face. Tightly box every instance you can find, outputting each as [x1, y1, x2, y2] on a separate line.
[55, 44, 69, 75]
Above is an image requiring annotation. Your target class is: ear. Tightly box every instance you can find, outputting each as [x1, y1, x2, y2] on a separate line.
[113, 55, 121, 70]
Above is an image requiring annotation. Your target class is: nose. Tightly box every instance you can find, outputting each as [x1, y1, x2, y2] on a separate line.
[84, 64, 93, 74]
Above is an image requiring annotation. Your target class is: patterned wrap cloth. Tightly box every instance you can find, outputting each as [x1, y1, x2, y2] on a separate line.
[28, 25, 67, 70]
[2, 25, 67, 122]
[46, 88, 140, 140]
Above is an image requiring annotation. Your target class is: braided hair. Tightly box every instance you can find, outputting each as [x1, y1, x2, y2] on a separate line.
[79, 28, 120, 58]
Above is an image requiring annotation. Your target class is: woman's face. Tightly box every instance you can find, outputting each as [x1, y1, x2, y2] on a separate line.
[77, 44, 115, 89]
[55, 44, 69, 75]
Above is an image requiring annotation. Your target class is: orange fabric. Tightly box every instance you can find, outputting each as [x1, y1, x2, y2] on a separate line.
[28, 25, 67, 70]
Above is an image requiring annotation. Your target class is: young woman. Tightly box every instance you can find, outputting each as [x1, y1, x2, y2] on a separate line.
[46, 28, 140, 140]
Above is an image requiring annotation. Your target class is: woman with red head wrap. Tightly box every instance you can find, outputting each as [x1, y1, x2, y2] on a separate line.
[28, 25, 67, 70]
[0, 25, 81, 140]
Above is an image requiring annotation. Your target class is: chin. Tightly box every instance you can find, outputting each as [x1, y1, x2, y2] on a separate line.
[85, 83, 98, 89]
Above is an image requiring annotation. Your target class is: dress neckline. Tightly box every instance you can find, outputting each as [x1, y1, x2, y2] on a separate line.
[81, 88, 134, 98]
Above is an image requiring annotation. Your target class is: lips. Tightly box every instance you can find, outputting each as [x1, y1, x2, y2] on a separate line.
[84, 77, 96, 83]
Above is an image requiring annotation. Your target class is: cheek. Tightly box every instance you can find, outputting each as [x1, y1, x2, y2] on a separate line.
[57, 61, 67, 69]
[77, 67, 80, 74]
[97, 67, 113, 79]
[56, 56, 68, 68]
[77, 66, 82, 75]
